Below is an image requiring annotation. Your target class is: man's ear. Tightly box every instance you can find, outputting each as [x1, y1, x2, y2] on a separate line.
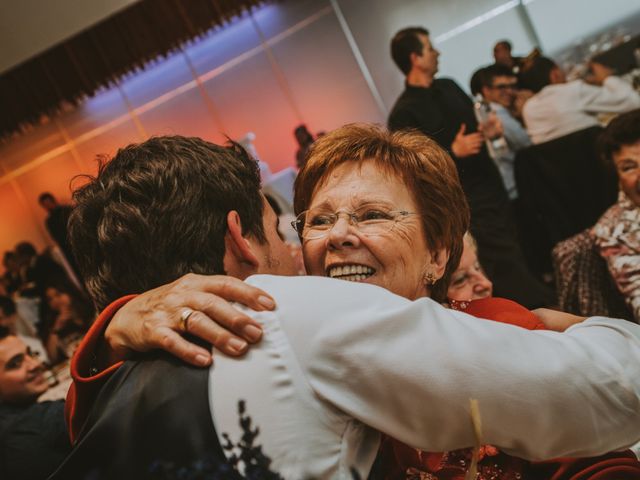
[409, 51, 420, 68]
[224, 211, 260, 270]
[480, 85, 491, 100]
[431, 248, 450, 280]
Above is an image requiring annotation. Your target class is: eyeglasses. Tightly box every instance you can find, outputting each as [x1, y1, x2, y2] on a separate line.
[291, 207, 419, 240]
[491, 83, 517, 91]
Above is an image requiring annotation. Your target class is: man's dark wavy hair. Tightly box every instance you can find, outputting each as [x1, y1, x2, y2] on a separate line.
[69, 136, 265, 310]
[471, 63, 516, 95]
[391, 27, 429, 75]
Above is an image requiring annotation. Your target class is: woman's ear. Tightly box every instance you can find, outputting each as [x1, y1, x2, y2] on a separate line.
[224, 211, 260, 271]
[430, 247, 450, 280]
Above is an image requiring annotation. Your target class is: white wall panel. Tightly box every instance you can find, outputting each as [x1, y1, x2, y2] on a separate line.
[270, 10, 384, 132]
[525, 0, 640, 54]
[202, 52, 300, 172]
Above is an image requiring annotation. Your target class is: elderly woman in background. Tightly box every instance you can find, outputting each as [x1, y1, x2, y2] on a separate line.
[447, 232, 493, 305]
[591, 109, 640, 323]
[74, 125, 640, 478]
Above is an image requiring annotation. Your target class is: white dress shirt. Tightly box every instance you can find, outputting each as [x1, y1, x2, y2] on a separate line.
[209, 275, 640, 479]
[523, 76, 640, 144]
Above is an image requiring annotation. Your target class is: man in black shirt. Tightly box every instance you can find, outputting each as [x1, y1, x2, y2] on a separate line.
[388, 27, 551, 308]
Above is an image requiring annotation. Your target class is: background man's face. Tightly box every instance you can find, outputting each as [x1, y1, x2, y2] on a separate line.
[0, 336, 49, 404]
[483, 75, 517, 108]
[414, 34, 439, 76]
[493, 43, 511, 65]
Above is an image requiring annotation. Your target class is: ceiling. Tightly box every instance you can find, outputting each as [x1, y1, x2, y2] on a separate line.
[0, 0, 138, 74]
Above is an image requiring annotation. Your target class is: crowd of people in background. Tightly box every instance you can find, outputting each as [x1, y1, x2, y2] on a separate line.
[0, 193, 96, 397]
[1, 23, 640, 480]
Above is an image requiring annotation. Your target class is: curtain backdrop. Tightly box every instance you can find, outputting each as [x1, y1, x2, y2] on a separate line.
[0, 0, 269, 139]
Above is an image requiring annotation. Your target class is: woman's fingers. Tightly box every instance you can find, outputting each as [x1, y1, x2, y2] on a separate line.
[105, 274, 274, 365]
[150, 325, 213, 367]
[179, 290, 264, 345]
[181, 308, 251, 356]
[177, 274, 275, 311]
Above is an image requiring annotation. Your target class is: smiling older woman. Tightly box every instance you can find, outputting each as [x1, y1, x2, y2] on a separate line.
[294, 124, 468, 302]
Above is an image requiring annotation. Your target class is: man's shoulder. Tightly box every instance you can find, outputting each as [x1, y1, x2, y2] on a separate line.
[246, 274, 393, 295]
[434, 77, 458, 87]
[245, 275, 408, 318]
[54, 354, 223, 479]
[389, 88, 413, 111]
[109, 353, 210, 410]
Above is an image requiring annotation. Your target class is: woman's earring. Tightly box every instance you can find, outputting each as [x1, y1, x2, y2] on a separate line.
[424, 272, 436, 285]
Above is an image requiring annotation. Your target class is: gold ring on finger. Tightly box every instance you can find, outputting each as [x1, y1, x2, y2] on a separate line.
[179, 308, 195, 333]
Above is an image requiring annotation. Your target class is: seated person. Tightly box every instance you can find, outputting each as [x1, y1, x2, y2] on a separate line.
[0, 296, 48, 362]
[447, 232, 494, 306]
[1, 251, 21, 295]
[13, 242, 68, 301]
[55, 131, 640, 479]
[592, 109, 640, 322]
[520, 56, 640, 144]
[41, 281, 94, 365]
[0, 327, 70, 480]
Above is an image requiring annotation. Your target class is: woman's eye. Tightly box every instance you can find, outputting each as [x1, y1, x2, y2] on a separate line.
[451, 275, 468, 287]
[309, 215, 334, 226]
[359, 210, 392, 221]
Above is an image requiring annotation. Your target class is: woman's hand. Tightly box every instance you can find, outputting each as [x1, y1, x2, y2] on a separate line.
[532, 308, 587, 332]
[104, 274, 276, 367]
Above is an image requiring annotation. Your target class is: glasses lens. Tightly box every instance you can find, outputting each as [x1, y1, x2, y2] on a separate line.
[296, 210, 333, 239]
[297, 209, 413, 239]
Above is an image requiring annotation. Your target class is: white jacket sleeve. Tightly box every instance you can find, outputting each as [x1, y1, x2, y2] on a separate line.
[579, 76, 640, 113]
[267, 276, 640, 461]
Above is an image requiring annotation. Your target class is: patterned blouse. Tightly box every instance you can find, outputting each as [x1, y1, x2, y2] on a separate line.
[592, 191, 640, 322]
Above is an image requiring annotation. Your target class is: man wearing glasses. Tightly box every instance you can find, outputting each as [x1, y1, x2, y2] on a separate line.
[0, 327, 70, 479]
[471, 63, 532, 200]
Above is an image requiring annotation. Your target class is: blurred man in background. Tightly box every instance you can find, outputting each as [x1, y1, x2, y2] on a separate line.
[388, 26, 552, 308]
[0, 327, 69, 480]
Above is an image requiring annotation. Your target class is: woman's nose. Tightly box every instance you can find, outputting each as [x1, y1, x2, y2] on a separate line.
[327, 216, 359, 249]
[473, 275, 493, 294]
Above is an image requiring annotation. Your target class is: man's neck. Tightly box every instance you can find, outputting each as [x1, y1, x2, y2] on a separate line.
[406, 69, 434, 88]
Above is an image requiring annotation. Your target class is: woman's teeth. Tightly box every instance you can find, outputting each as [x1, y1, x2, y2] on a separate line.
[328, 265, 375, 282]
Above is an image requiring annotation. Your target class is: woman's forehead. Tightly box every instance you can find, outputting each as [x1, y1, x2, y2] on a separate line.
[312, 160, 404, 194]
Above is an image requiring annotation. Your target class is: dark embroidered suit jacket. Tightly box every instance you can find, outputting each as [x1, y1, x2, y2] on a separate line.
[50, 352, 225, 479]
